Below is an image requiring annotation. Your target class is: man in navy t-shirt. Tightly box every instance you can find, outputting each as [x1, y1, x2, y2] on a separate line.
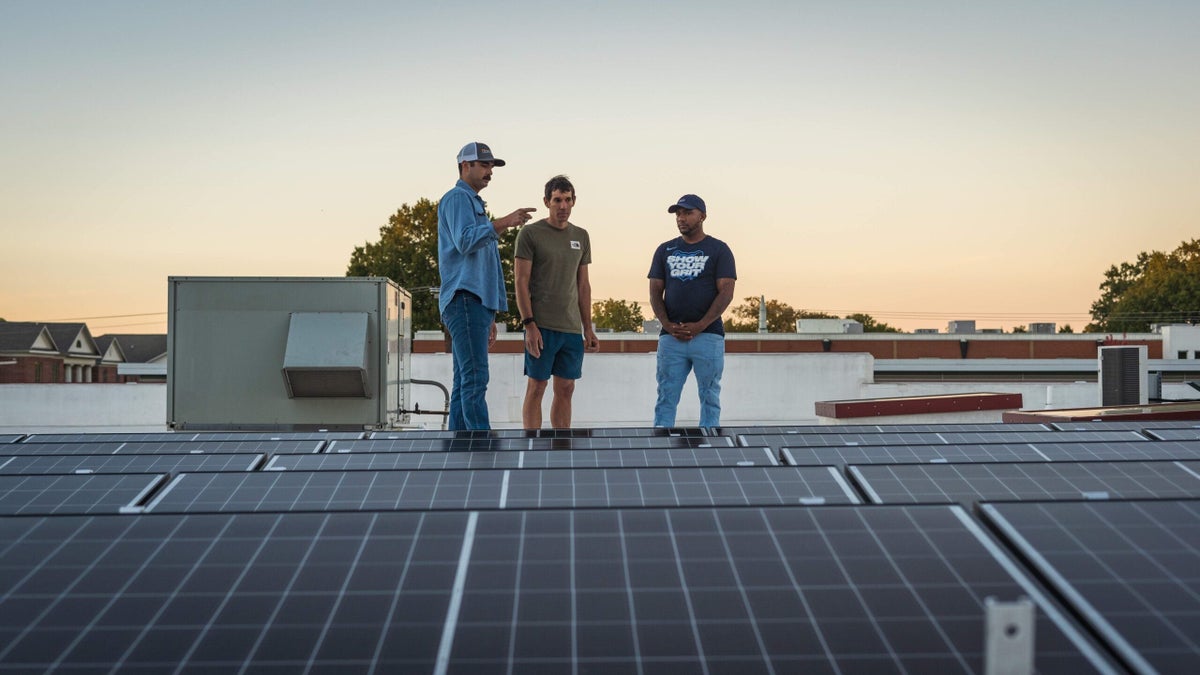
[647, 194, 737, 427]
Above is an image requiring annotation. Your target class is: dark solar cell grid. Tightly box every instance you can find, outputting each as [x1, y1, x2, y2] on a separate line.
[741, 429, 1147, 449]
[0, 506, 1115, 673]
[849, 461, 1200, 505]
[370, 426, 711, 440]
[19, 431, 363, 443]
[719, 422, 1051, 436]
[0, 473, 168, 515]
[266, 446, 780, 471]
[0, 440, 323, 456]
[783, 443, 1049, 466]
[142, 467, 860, 514]
[1145, 427, 1200, 441]
[982, 499, 1200, 675]
[0, 453, 265, 475]
[328, 435, 733, 453]
[783, 440, 1200, 466]
[1050, 420, 1200, 432]
[0, 434, 23, 444]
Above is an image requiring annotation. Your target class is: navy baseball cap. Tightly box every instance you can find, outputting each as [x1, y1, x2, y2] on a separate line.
[457, 142, 506, 166]
[667, 194, 706, 214]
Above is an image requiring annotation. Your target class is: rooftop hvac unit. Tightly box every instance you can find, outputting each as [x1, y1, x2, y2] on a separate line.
[1098, 345, 1148, 406]
[167, 277, 411, 430]
[1029, 322, 1056, 334]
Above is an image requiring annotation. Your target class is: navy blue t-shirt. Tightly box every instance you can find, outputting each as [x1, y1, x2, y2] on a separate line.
[648, 235, 737, 336]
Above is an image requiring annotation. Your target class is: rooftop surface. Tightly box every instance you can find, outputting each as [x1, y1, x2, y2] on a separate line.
[1, 422, 1198, 672]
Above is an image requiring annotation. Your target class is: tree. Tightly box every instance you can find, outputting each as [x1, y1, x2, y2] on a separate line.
[1059, 324, 1074, 334]
[725, 297, 822, 332]
[593, 299, 644, 332]
[1087, 239, 1200, 332]
[1011, 325, 1028, 333]
[346, 199, 520, 332]
[844, 313, 902, 333]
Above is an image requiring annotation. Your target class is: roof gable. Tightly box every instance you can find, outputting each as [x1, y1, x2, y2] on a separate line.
[0, 322, 60, 353]
[45, 323, 100, 358]
[101, 334, 168, 363]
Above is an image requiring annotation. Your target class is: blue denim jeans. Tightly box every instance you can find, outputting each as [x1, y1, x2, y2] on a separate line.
[654, 333, 724, 428]
[441, 291, 495, 430]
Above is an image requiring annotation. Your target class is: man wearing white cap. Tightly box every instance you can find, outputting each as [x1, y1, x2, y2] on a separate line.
[438, 142, 535, 431]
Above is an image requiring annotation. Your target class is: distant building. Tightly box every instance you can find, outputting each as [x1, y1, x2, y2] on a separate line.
[796, 319, 863, 334]
[0, 322, 165, 384]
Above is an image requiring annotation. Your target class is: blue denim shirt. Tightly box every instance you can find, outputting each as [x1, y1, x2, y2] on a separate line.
[438, 179, 508, 314]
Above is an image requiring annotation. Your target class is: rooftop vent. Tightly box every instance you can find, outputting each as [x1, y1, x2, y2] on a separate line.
[282, 312, 369, 398]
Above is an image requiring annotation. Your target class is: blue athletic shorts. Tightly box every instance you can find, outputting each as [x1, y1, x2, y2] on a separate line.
[524, 327, 584, 381]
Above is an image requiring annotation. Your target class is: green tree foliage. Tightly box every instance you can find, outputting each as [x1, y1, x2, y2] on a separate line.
[1011, 325, 1028, 333]
[346, 199, 520, 332]
[843, 313, 902, 333]
[725, 298, 831, 332]
[1087, 239, 1200, 333]
[1058, 324, 1074, 334]
[593, 298, 644, 332]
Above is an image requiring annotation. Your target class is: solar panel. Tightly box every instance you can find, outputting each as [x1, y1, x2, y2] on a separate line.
[328, 435, 733, 453]
[849, 461, 1200, 505]
[0, 473, 168, 515]
[782, 443, 1050, 466]
[982, 499, 1200, 675]
[719, 422, 1051, 436]
[371, 426, 712, 440]
[18, 431, 363, 444]
[741, 429, 1148, 449]
[0, 506, 1117, 673]
[0, 434, 23, 444]
[782, 440, 1200, 466]
[142, 467, 860, 513]
[0, 440, 323, 456]
[0, 453, 265, 475]
[1144, 427, 1200, 441]
[1050, 420, 1200, 432]
[266, 447, 781, 471]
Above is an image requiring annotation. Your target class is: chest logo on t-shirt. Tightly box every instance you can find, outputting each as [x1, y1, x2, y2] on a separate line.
[570, 240, 581, 250]
[666, 251, 709, 281]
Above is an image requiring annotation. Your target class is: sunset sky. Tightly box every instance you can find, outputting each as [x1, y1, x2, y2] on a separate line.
[2, 1, 1197, 334]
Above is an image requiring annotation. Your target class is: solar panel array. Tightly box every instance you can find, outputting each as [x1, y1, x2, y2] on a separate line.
[2, 421, 1199, 673]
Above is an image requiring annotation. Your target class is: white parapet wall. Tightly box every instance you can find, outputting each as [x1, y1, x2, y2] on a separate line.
[408, 352, 875, 428]
[5, 355, 1191, 431]
[0, 384, 168, 433]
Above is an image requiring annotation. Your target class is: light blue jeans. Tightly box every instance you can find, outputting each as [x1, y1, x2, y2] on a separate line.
[442, 290, 495, 431]
[654, 333, 724, 428]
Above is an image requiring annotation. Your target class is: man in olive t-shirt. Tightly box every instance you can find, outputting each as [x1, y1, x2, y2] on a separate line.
[514, 175, 601, 428]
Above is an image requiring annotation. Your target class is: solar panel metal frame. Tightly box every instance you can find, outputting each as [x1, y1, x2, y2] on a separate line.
[718, 422, 1052, 436]
[0, 473, 169, 515]
[0, 505, 1119, 673]
[370, 426, 712, 440]
[0, 440, 324, 456]
[0, 453, 266, 475]
[1144, 427, 1200, 441]
[1050, 420, 1200, 432]
[265, 446, 781, 471]
[848, 460, 1200, 505]
[328, 435, 734, 454]
[740, 429, 1149, 449]
[141, 467, 861, 513]
[18, 431, 364, 444]
[981, 499, 1200, 675]
[781, 439, 1200, 466]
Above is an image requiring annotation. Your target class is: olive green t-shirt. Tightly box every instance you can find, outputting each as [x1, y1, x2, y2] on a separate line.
[514, 219, 592, 334]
